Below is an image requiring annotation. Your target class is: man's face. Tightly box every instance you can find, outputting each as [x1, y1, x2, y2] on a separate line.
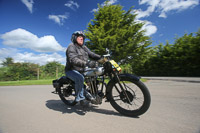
[77, 36, 84, 46]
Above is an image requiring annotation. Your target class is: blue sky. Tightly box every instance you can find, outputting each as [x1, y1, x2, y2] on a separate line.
[0, 0, 199, 66]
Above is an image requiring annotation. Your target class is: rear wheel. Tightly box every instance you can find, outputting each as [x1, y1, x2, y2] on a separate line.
[108, 76, 151, 117]
[57, 84, 77, 106]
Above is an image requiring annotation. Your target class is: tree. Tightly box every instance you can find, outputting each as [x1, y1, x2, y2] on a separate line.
[2, 62, 39, 81]
[85, 3, 152, 74]
[172, 31, 200, 76]
[41, 61, 65, 78]
[1, 57, 14, 67]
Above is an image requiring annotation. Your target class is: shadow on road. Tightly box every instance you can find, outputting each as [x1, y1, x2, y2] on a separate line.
[46, 100, 123, 117]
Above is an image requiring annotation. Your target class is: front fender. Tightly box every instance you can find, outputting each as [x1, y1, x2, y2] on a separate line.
[105, 73, 140, 100]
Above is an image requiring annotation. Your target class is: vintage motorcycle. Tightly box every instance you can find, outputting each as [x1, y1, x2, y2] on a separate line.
[52, 49, 151, 117]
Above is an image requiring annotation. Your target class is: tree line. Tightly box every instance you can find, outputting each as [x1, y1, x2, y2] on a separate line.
[0, 60, 65, 81]
[141, 32, 200, 76]
[0, 3, 199, 81]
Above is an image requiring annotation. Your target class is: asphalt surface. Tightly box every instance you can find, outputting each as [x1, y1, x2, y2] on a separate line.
[0, 78, 200, 133]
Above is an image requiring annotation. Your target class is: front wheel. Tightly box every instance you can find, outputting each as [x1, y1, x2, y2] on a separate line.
[107, 75, 151, 117]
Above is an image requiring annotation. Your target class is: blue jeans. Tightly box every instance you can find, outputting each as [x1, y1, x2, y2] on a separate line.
[65, 70, 85, 102]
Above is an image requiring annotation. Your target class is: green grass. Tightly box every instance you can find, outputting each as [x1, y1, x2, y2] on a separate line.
[0, 79, 53, 86]
[141, 78, 147, 82]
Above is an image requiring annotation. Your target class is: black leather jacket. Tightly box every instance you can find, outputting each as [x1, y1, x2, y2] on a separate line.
[65, 43, 101, 72]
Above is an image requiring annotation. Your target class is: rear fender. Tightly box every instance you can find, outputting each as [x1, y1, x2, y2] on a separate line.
[52, 76, 73, 89]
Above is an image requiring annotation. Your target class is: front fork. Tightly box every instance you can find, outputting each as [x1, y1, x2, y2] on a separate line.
[113, 72, 132, 105]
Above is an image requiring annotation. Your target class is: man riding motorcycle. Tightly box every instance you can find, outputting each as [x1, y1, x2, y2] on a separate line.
[65, 31, 101, 106]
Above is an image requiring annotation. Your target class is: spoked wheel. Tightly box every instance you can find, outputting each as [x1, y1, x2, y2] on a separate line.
[58, 84, 77, 106]
[108, 75, 151, 117]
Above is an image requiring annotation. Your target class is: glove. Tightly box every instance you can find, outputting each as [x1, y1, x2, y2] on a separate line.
[86, 61, 96, 68]
[98, 56, 107, 64]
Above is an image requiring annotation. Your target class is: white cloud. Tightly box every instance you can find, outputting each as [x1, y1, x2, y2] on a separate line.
[91, 0, 118, 12]
[21, 0, 34, 13]
[0, 48, 19, 66]
[0, 28, 65, 52]
[134, 0, 198, 36]
[0, 48, 19, 60]
[91, 8, 99, 13]
[158, 0, 199, 18]
[135, 20, 157, 36]
[104, 0, 118, 5]
[141, 21, 158, 36]
[0, 48, 65, 66]
[137, 0, 199, 19]
[65, 0, 79, 10]
[48, 13, 69, 26]
[14, 52, 65, 65]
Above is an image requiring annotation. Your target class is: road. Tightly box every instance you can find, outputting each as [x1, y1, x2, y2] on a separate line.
[0, 79, 200, 133]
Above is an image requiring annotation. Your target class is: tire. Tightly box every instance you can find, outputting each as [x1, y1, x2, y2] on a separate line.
[57, 83, 77, 106]
[107, 75, 151, 117]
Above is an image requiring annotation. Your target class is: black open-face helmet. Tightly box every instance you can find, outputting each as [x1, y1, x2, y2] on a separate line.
[71, 31, 85, 43]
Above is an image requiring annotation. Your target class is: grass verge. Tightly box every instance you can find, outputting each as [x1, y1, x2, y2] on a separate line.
[0, 78, 147, 86]
[0, 79, 53, 86]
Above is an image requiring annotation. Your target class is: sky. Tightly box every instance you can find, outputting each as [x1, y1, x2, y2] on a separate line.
[0, 0, 199, 66]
